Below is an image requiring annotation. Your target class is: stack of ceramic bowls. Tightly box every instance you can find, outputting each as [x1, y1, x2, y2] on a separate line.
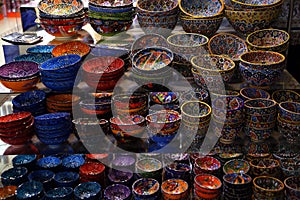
[194, 174, 222, 199]
[191, 54, 236, 93]
[212, 95, 244, 144]
[239, 51, 286, 88]
[82, 56, 125, 92]
[37, 0, 86, 38]
[179, 0, 224, 37]
[146, 110, 181, 146]
[0, 61, 40, 92]
[149, 92, 179, 113]
[79, 99, 112, 117]
[253, 176, 285, 199]
[34, 112, 73, 145]
[131, 47, 174, 88]
[79, 162, 106, 187]
[88, 0, 135, 36]
[39, 54, 82, 92]
[167, 33, 209, 78]
[112, 93, 148, 117]
[12, 90, 47, 117]
[278, 101, 300, 142]
[244, 98, 277, 142]
[136, 0, 179, 36]
[223, 173, 252, 200]
[225, 0, 283, 37]
[0, 112, 34, 146]
[46, 93, 81, 114]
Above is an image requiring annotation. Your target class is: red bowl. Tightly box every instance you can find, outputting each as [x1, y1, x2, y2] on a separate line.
[0, 112, 32, 129]
[79, 162, 105, 176]
[41, 23, 84, 38]
[110, 115, 146, 136]
[85, 78, 120, 91]
[0, 132, 34, 145]
[194, 156, 221, 174]
[0, 117, 34, 136]
[0, 116, 33, 133]
[194, 174, 222, 196]
[83, 70, 124, 82]
[52, 41, 91, 57]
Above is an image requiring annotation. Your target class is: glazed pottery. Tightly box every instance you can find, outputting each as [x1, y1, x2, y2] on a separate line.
[161, 179, 189, 199]
[45, 187, 73, 200]
[244, 98, 277, 115]
[249, 158, 281, 177]
[36, 156, 62, 171]
[277, 115, 300, 143]
[223, 159, 250, 174]
[135, 158, 162, 180]
[136, 0, 178, 16]
[253, 176, 284, 199]
[132, 178, 160, 200]
[231, 0, 282, 10]
[28, 169, 55, 191]
[280, 158, 300, 177]
[194, 156, 221, 176]
[74, 182, 102, 200]
[0, 61, 39, 79]
[79, 162, 105, 186]
[272, 89, 300, 104]
[278, 101, 300, 121]
[16, 181, 44, 200]
[131, 34, 167, 57]
[112, 155, 136, 170]
[12, 154, 37, 170]
[61, 154, 85, 171]
[179, 0, 224, 18]
[79, 99, 112, 115]
[46, 93, 80, 113]
[89, 18, 133, 36]
[240, 87, 270, 101]
[164, 163, 191, 183]
[0, 185, 17, 199]
[0, 76, 40, 92]
[180, 101, 211, 123]
[194, 174, 222, 199]
[110, 115, 146, 138]
[54, 171, 79, 187]
[104, 184, 131, 200]
[14, 53, 53, 64]
[180, 88, 210, 105]
[52, 41, 90, 57]
[26, 45, 55, 54]
[107, 168, 133, 186]
[284, 176, 300, 199]
[1, 167, 28, 186]
[149, 92, 179, 105]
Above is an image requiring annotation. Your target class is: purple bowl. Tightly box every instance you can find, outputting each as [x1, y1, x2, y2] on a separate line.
[104, 184, 131, 200]
[0, 61, 39, 80]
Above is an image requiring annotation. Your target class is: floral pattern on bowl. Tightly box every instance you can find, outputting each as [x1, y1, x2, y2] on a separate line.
[272, 90, 300, 104]
[179, 0, 224, 18]
[223, 159, 250, 174]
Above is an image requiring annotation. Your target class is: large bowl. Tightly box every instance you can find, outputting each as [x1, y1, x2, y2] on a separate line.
[278, 101, 300, 122]
[136, 0, 179, 16]
[253, 176, 285, 199]
[14, 53, 53, 64]
[38, 0, 84, 18]
[179, 0, 224, 18]
[1, 75, 40, 92]
[52, 41, 90, 57]
[272, 90, 300, 104]
[230, 0, 282, 10]
[161, 179, 189, 199]
[40, 22, 84, 38]
[194, 174, 222, 199]
[132, 178, 160, 200]
[0, 61, 39, 80]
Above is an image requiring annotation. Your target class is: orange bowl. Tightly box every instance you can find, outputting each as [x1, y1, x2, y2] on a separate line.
[1, 76, 40, 92]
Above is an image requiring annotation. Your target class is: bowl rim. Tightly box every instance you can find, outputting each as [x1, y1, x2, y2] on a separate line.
[161, 179, 189, 194]
[246, 28, 290, 50]
[194, 174, 222, 190]
[224, 1, 283, 13]
[239, 50, 285, 66]
[253, 176, 284, 192]
[0, 61, 39, 79]
[249, 158, 280, 169]
[178, 0, 224, 18]
[135, 157, 162, 172]
[271, 89, 300, 104]
[208, 32, 248, 61]
[191, 54, 235, 73]
[277, 114, 300, 125]
[104, 184, 131, 198]
[180, 100, 212, 118]
[231, 0, 282, 8]
[110, 115, 145, 126]
[39, 54, 81, 71]
[136, 0, 179, 14]
[284, 176, 300, 191]
[46, 93, 81, 104]
[244, 98, 277, 110]
[82, 56, 125, 74]
[222, 173, 252, 185]
[240, 87, 270, 100]
[279, 101, 300, 116]
[132, 178, 160, 196]
[194, 156, 221, 170]
[167, 32, 209, 48]
[223, 159, 250, 174]
[145, 110, 181, 124]
[52, 41, 91, 57]
[179, 12, 224, 20]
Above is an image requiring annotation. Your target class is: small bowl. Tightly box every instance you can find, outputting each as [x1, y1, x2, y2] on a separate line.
[179, 0, 224, 18]
[136, 0, 178, 16]
[61, 154, 85, 171]
[28, 170, 55, 190]
[164, 163, 191, 182]
[16, 181, 44, 200]
[277, 115, 300, 142]
[36, 156, 62, 171]
[12, 155, 37, 169]
[149, 92, 179, 105]
[223, 173, 252, 189]
[132, 178, 160, 200]
[52, 41, 90, 57]
[74, 182, 102, 200]
[231, 0, 282, 10]
[272, 90, 300, 104]
[278, 101, 300, 121]
[249, 158, 281, 177]
[40, 22, 85, 38]
[194, 156, 221, 175]
[34, 112, 71, 127]
[180, 88, 210, 105]
[0, 185, 17, 199]
[45, 187, 73, 200]
[161, 179, 189, 200]
[104, 184, 131, 200]
[131, 34, 167, 57]
[0, 111, 32, 129]
[1, 75, 40, 92]
[26, 45, 55, 54]
[79, 99, 112, 115]
[194, 174, 222, 199]
[0, 61, 39, 80]
[136, 158, 162, 180]
[14, 53, 53, 64]
[223, 159, 250, 174]
[244, 98, 277, 115]
[284, 176, 300, 199]
[253, 176, 284, 199]
[89, 18, 133, 36]
[240, 87, 270, 101]
[12, 90, 46, 109]
[107, 168, 133, 186]
[280, 158, 300, 177]
[54, 171, 79, 187]
[180, 101, 211, 124]
[79, 162, 106, 183]
[1, 167, 28, 186]
[112, 93, 148, 110]
[112, 155, 135, 169]
[110, 115, 146, 137]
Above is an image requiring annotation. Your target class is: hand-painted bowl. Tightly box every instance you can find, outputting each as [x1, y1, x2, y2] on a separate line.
[149, 92, 179, 105]
[27, 45, 55, 54]
[136, 158, 162, 180]
[146, 110, 181, 135]
[104, 184, 131, 200]
[194, 174, 222, 199]
[136, 0, 178, 15]
[12, 155, 37, 169]
[89, 18, 133, 36]
[0, 185, 17, 199]
[231, 0, 282, 10]
[194, 156, 221, 175]
[1, 167, 28, 186]
[180, 101, 211, 123]
[79, 162, 105, 181]
[112, 93, 148, 110]
[132, 178, 160, 199]
[240, 87, 270, 101]
[223, 159, 250, 174]
[244, 98, 277, 115]
[110, 115, 146, 137]
[179, 0, 224, 18]
[40, 22, 85, 38]
[277, 115, 300, 142]
[161, 179, 189, 200]
[16, 181, 44, 200]
[74, 182, 102, 200]
[131, 34, 167, 57]
[54, 171, 79, 187]
[272, 90, 300, 104]
[0, 61, 39, 80]
[0, 111, 32, 129]
[46, 93, 80, 113]
[278, 101, 300, 122]
[280, 158, 300, 177]
[107, 168, 133, 186]
[79, 99, 111, 115]
[45, 187, 73, 200]
[249, 158, 280, 177]
[38, 0, 84, 18]
[284, 176, 300, 199]
[14, 53, 53, 64]
[179, 14, 224, 38]
[28, 170, 55, 190]
[223, 173, 252, 189]
[164, 163, 191, 182]
[61, 154, 85, 171]
[73, 118, 110, 136]
[112, 155, 136, 169]
[253, 176, 284, 199]
[180, 88, 210, 105]
[34, 112, 71, 127]
[52, 41, 90, 57]
[36, 156, 62, 171]
[12, 90, 46, 109]
[0, 75, 40, 92]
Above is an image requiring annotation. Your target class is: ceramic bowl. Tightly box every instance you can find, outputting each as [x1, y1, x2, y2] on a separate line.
[194, 174, 222, 199]
[88, 8, 135, 21]
[149, 92, 179, 105]
[73, 118, 110, 136]
[223, 159, 250, 174]
[52, 41, 90, 57]
[36, 156, 62, 171]
[280, 158, 300, 177]
[27, 45, 55, 54]
[164, 163, 191, 182]
[79, 99, 112, 115]
[46, 93, 80, 113]
[212, 118, 243, 143]
[40, 22, 84, 38]
[111, 155, 136, 169]
[0, 75, 40, 92]
[0, 61, 39, 80]
[244, 98, 277, 116]
[272, 90, 300, 104]
[249, 158, 281, 177]
[212, 96, 244, 124]
[39, 13, 86, 24]
[79, 162, 106, 183]
[1, 167, 28, 186]
[38, 0, 84, 17]
[161, 179, 189, 200]
[240, 87, 270, 101]
[0, 111, 32, 129]
[223, 173, 252, 189]
[104, 184, 131, 200]
[179, 0, 224, 18]
[277, 115, 300, 142]
[136, 158, 162, 180]
[0, 185, 17, 199]
[278, 101, 300, 121]
[180, 101, 211, 123]
[180, 88, 210, 105]
[110, 115, 146, 137]
[61, 154, 85, 171]
[179, 14, 224, 38]
[244, 126, 273, 141]
[131, 34, 167, 57]
[14, 53, 53, 64]
[12, 154, 37, 169]
[89, 18, 133, 36]
[74, 182, 102, 200]
[89, 0, 133, 8]
[112, 93, 148, 111]
[16, 181, 44, 200]
[194, 156, 221, 175]
[225, 6, 281, 37]
[107, 168, 133, 186]
[28, 170, 55, 190]
[132, 46, 174, 75]
[136, 0, 178, 16]
[132, 178, 160, 199]
[253, 176, 284, 199]
[45, 187, 73, 200]
[231, 0, 282, 10]
[54, 171, 79, 187]
[146, 110, 181, 135]
[246, 29, 290, 53]
[34, 112, 71, 127]
[284, 176, 300, 199]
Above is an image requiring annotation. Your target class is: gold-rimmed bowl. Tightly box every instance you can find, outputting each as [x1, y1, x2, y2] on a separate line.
[179, 0, 224, 18]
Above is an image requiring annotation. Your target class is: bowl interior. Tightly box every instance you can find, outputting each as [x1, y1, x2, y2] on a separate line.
[223, 173, 252, 185]
[181, 101, 211, 118]
[223, 159, 250, 174]
[240, 51, 285, 65]
[39, 54, 81, 71]
[110, 115, 145, 126]
[195, 156, 221, 170]
[52, 41, 90, 57]
[0, 61, 39, 79]
[272, 90, 300, 104]
[104, 184, 131, 199]
[137, 0, 178, 12]
[194, 174, 222, 189]
[82, 57, 124, 74]
[179, 0, 224, 17]
[280, 101, 300, 114]
[245, 99, 276, 109]
[167, 33, 208, 47]
[192, 55, 235, 72]
[146, 110, 181, 124]
[133, 178, 160, 195]
[240, 88, 270, 100]
[254, 176, 284, 191]
[247, 29, 289, 48]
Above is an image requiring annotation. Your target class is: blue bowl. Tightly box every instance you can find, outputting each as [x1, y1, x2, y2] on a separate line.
[34, 112, 71, 126]
[42, 79, 77, 91]
[39, 54, 81, 74]
[88, 4, 134, 13]
[36, 125, 72, 138]
[26, 45, 55, 54]
[36, 156, 62, 171]
[1, 167, 28, 186]
[74, 182, 102, 200]
[279, 101, 300, 122]
[45, 187, 73, 200]
[14, 53, 53, 64]
[37, 134, 70, 145]
[28, 170, 55, 191]
[40, 69, 80, 79]
[12, 90, 46, 109]
[13, 105, 47, 117]
[35, 119, 71, 131]
[54, 171, 79, 188]
[16, 181, 44, 200]
[12, 155, 37, 169]
[61, 154, 85, 171]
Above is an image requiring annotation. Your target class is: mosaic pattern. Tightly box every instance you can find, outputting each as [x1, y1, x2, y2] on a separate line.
[137, 0, 178, 13]
[0, 61, 39, 79]
[14, 53, 53, 64]
[40, 23, 84, 38]
[179, 0, 224, 18]
[231, 0, 281, 9]
[38, 0, 84, 17]
[26, 45, 55, 54]
[223, 159, 250, 174]
[272, 90, 300, 104]
[90, 18, 133, 35]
